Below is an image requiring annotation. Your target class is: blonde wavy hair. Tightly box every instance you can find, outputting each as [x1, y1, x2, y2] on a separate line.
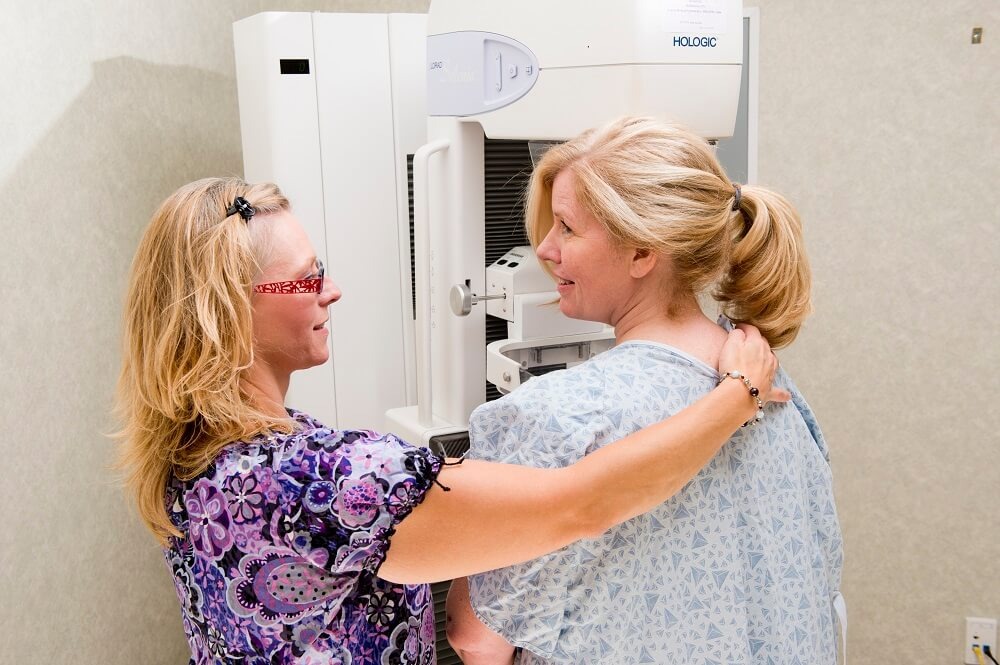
[116, 177, 294, 543]
[526, 116, 811, 347]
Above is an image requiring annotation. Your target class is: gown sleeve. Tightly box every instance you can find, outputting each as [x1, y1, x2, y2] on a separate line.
[465, 373, 609, 659]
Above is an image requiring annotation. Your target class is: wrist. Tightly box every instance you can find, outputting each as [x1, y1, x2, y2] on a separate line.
[715, 373, 762, 426]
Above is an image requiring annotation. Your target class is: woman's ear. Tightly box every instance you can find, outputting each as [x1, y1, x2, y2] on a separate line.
[629, 247, 658, 279]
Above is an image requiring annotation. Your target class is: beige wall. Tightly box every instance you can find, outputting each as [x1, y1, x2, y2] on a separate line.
[748, 1, 999, 660]
[0, 1, 996, 663]
[0, 2, 428, 663]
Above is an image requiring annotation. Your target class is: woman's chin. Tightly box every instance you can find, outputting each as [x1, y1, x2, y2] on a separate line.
[559, 301, 586, 321]
[559, 304, 606, 326]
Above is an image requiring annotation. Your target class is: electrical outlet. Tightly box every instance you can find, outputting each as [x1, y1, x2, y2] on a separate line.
[966, 617, 997, 664]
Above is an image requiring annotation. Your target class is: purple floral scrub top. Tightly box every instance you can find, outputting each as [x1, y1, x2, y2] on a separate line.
[163, 410, 444, 664]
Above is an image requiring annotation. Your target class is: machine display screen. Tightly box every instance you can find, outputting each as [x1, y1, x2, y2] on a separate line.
[279, 59, 310, 75]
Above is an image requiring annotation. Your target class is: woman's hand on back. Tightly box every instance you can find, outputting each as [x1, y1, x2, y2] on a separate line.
[718, 323, 790, 405]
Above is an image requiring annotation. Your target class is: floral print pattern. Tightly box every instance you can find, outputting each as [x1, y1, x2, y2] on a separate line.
[186, 478, 233, 560]
[164, 411, 442, 664]
[226, 473, 265, 524]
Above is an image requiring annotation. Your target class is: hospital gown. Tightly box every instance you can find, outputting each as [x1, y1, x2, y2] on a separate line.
[467, 338, 844, 664]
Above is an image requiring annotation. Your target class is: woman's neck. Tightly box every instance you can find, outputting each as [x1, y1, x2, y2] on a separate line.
[614, 294, 728, 370]
[241, 362, 291, 419]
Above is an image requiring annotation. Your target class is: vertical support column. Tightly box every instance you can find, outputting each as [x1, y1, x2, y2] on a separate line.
[427, 117, 487, 427]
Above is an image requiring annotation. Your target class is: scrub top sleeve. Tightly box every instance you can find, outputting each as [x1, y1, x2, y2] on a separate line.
[280, 429, 443, 578]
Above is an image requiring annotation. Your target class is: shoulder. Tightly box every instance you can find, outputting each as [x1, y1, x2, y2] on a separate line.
[278, 427, 440, 487]
[579, 341, 717, 413]
[202, 414, 441, 504]
[467, 358, 612, 466]
[773, 370, 832, 462]
[467, 344, 681, 463]
[471, 341, 712, 425]
[605, 340, 716, 375]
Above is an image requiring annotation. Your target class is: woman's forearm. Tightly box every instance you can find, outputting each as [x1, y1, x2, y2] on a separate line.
[380, 380, 756, 583]
[567, 378, 754, 537]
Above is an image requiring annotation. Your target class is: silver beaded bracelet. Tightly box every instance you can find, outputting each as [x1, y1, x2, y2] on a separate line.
[719, 370, 765, 427]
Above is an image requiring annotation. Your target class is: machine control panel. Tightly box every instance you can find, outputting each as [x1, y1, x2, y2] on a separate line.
[427, 31, 540, 116]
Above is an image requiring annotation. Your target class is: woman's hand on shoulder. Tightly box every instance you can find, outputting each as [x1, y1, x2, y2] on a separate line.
[718, 323, 790, 404]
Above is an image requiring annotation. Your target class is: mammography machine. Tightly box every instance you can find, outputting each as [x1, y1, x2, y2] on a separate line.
[234, 0, 744, 440]
[235, 1, 745, 659]
[385, 0, 744, 453]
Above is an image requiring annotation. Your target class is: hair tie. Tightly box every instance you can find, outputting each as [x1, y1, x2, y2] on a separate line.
[731, 184, 752, 237]
[226, 197, 255, 222]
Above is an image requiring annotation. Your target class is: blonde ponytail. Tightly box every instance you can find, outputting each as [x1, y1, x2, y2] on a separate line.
[714, 185, 811, 348]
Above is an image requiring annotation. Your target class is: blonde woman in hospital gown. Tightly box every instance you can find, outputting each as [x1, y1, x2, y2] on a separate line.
[447, 116, 844, 665]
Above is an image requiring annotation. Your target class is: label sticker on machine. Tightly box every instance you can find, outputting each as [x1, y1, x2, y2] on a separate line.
[663, 0, 728, 34]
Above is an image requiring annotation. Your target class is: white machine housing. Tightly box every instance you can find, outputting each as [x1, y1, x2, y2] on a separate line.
[234, 2, 744, 445]
[426, 0, 743, 139]
[483, 247, 611, 394]
[386, 0, 744, 445]
[233, 12, 427, 430]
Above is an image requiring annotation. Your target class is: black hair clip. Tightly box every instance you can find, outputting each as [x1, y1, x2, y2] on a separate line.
[226, 196, 255, 222]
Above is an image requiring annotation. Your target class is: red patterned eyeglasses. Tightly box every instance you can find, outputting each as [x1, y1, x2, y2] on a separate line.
[253, 259, 325, 294]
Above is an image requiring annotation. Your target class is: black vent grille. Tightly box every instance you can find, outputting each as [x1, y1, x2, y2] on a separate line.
[429, 431, 471, 458]
[407, 154, 416, 320]
[484, 139, 533, 401]
[484, 314, 509, 346]
[525, 363, 566, 379]
[484, 139, 533, 264]
[431, 580, 461, 664]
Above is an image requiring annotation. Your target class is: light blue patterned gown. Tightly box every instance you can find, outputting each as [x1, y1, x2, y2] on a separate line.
[466, 337, 843, 665]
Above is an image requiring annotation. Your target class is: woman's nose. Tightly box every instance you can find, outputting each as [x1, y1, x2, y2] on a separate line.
[536, 225, 560, 263]
[321, 277, 342, 305]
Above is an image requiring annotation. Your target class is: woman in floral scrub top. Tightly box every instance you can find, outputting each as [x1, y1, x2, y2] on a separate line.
[117, 177, 785, 664]
[164, 416, 444, 664]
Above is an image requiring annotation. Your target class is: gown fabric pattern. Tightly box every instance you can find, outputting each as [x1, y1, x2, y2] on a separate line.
[467, 337, 844, 665]
[163, 410, 443, 665]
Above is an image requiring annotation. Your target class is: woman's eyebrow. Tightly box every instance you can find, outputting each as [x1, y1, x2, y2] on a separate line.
[298, 256, 318, 274]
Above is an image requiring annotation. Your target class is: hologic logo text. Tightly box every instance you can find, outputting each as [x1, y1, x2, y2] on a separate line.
[673, 36, 718, 47]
